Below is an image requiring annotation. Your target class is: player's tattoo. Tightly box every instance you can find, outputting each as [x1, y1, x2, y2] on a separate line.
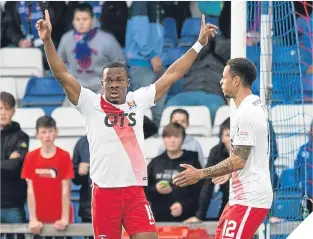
[201, 158, 234, 179]
[233, 145, 252, 161]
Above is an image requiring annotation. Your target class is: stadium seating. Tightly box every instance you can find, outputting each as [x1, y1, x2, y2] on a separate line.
[12, 108, 45, 137]
[51, 107, 86, 137]
[212, 105, 230, 135]
[194, 136, 220, 159]
[0, 48, 44, 100]
[272, 198, 302, 220]
[22, 77, 66, 115]
[144, 137, 164, 161]
[0, 77, 18, 102]
[164, 17, 178, 48]
[162, 47, 182, 67]
[159, 106, 212, 136]
[178, 18, 200, 47]
[271, 104, 313, 134]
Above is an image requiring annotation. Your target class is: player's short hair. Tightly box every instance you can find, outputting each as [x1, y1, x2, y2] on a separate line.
[102, 62, 129, 79]
[219, 117, 230, 137]
[74, 3, 94, 18]
[170, 108, 190, 124]
[162, 122, 186, 140]
[226, 58, 257, 87]
[36, 116, 57, 131]
[0, 92, 16, 109]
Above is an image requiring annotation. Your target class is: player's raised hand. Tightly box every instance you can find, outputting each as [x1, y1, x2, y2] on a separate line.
[198, 14, 219, 46]
[36, 10, 52, 43]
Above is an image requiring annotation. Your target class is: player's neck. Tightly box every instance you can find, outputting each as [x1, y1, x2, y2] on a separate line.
[234, 88, 253, 108]
[167, 150, 184, 159]
[40, 144, 57, 158]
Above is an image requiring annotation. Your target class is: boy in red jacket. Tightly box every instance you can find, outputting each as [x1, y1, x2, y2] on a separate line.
[21, 116, 74, 234]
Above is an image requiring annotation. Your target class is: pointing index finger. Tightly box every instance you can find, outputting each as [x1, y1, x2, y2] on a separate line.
[45, 9, 50, 22]
[201, 14, 205, 28]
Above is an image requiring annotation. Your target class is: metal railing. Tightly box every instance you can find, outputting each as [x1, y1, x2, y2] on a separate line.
[0, 222, 301, 238]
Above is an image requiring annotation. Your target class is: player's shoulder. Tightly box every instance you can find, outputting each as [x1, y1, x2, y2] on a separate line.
[127, 84, 155, 103]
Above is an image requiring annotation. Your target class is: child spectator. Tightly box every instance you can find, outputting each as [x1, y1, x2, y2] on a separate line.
[145, 123, 203, 222]
[1, 92, 29, 232]
[21, 116, 74, 234]
[158, 109, 205, 167]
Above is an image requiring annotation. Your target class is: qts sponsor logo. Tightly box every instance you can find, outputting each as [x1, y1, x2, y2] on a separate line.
[104, 113, 136, 127]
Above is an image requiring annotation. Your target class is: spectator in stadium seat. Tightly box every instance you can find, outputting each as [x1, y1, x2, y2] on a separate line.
[165, 34, 229, 122]
[145, 123, 203, 222]
[72, 136, 92, 224]
[126, 1, 166, 127]
[158, 109, 205, 167]
[184, 117, 230, 223]
[294, 120, 313, 213]
[21, 116, 74, 235]
[2, 1, 67, 69]
[58, 3, 125, 94]
[0, 92, 29, 231]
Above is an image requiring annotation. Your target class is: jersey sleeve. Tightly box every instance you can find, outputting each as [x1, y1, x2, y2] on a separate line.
[133, 84, 156, 110]
[71, 86, 97, 116]
[60, 152, 75, 180]
[233, 115, 257, 146]
[21, 152, 35, 180]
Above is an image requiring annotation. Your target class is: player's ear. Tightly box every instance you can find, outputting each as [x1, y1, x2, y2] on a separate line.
[233, 76, 241, 87]
[127, 79, 130, 88]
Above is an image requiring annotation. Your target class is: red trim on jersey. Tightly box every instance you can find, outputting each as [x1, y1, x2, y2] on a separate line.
[232, 171, 246, 200]
[100, 96, 146, 184]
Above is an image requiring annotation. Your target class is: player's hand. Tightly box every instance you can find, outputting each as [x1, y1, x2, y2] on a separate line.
[151, 56, 163, 73]
[78, 162, 89, 175]
[156, 181, 172, 195]
[173, 164, 201, 187]
[36, 10, 52, 43]
[170, 202, 183, 217]
[18, 39, 32, 48]
[9, 151, 21, 159]
[53, 219, 69, 231]
[197, 14, 219, 46]
[212, 174, 231, 185]
[184, 216, 201, 224]
[29, 219, 43, 235]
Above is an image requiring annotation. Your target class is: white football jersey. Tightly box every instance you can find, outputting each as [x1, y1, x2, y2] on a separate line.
[72, 84, 156, 188]
[229, 95, 273, 209]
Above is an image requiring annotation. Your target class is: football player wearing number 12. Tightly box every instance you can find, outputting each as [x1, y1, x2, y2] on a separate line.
[173, 58, 273, 239]
[36, 10, 218, 239]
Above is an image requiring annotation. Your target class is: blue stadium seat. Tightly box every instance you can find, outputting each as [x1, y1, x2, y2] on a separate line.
[178, 18, 201, 47]
[71, 200, 82, 223]
[162, 47, 182, 67]
[164, 17, 177, 48]
[272, 46, 302, 73]
[278, 169, 297, 188]
[302, 74, 313, 102]
[206, 191, 223, 219]
[246, 45, 260, 64]
[23, 77, 65, 116]
[272, 198, 302, 220]
[166, 78, 184, 101]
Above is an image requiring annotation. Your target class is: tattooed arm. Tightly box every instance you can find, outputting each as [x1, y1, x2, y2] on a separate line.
[199, 145, 252, 179]
[173, 145, 252, 187]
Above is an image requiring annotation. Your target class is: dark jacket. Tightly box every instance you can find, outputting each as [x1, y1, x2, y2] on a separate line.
[72, 136, 91, 221]
[3, 1, 67, 47]
[1, 121, 29, 208]
[145, 150, 203, 222]
[183, 34, 230, 96]
[196, 142, 229, 220]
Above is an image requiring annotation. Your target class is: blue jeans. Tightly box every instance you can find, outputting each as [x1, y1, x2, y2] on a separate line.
[166, 91, 226, 122]
[129, 66, 167, 127]
[1, 208, 26, 239]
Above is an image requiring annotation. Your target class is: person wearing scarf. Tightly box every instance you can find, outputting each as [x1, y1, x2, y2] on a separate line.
[58, 3, 125, 93]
